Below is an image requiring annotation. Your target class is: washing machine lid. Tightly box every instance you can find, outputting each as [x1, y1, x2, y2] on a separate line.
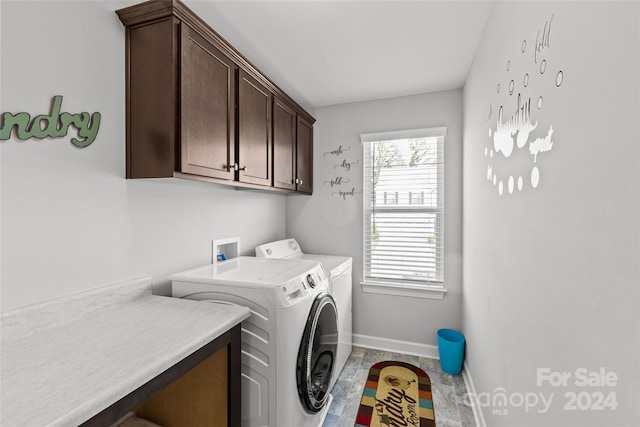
[170, 256, 323, 288]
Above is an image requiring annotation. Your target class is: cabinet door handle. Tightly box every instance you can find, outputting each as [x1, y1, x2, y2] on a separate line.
[239, 166, 247, 172]
[223, 163, 239, 172]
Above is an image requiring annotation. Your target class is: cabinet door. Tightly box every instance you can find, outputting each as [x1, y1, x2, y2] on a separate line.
[238, 70, 272, 186]
[272, 97, 296, 191]
[180, 25, 236, 180]
[296, 116, 313, 194]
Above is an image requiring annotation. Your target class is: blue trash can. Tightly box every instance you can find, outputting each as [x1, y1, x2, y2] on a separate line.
[437, 329, 465, 375]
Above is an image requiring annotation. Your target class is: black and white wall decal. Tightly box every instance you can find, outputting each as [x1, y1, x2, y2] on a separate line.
[485, 14, 563, 196]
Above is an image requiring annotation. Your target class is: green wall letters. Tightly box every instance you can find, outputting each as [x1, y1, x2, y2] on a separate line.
[0, 95, 101, 148]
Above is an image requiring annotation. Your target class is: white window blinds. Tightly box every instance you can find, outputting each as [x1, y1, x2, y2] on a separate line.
[362, 127, 446, 286]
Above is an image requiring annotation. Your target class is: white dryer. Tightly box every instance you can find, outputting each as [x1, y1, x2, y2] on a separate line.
[170, 257, 337, 427]
[255, 239, 352, 389]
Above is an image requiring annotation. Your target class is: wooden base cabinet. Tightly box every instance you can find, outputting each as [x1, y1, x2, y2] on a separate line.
[81, 325, 242, 427]
[135, 346, 228, 426]
[117, 0, 315, 193]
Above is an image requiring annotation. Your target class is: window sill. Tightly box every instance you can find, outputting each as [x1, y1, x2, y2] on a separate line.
[360, 281, 447, 300]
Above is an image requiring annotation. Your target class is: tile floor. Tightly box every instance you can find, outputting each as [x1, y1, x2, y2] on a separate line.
[323, 346, 476, 427]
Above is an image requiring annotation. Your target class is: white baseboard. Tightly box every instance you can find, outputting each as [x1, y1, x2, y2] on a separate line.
[352, 333, 487, 427]
[461, 363, 487, 427]
[352, 333, 440, 359]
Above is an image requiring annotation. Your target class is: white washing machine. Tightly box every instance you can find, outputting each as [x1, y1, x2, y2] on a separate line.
[170, 257, 337, 427]
[255, 239, 352, 389]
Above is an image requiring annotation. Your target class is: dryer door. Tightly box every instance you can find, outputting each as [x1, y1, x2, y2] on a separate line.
[296, 292, 338, 413]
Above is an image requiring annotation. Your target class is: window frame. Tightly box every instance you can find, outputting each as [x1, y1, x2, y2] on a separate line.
[360, 127, 447, 300]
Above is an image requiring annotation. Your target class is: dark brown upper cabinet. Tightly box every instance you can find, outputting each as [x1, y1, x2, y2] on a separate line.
[296, 116, 314, 194]
[181, 25, 236, 181]
[238, 71, 272, 187]
[272, 97, 314, 194]
[116, 0, 314, 193]
[272, 97, 297, 191]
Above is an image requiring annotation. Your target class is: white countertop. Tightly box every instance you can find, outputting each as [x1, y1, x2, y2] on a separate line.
[1, 276, 250, 427]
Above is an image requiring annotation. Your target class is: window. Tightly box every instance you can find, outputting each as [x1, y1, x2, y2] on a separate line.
[361, 127, 446, 299]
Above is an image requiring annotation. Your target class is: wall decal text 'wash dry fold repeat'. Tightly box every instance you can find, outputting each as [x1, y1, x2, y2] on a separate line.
[486, 14, 562, 196]
[0, 95, 101, 148]
[323, 144, 362, 200]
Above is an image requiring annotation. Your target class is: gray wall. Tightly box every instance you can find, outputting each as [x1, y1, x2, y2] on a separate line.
[0, 1, 286, 310]
[463, 2, 639, 425]
[287, 90, 463, 349]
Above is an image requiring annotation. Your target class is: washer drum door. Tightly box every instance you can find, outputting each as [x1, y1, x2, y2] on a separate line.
[296, 292, 338, 413]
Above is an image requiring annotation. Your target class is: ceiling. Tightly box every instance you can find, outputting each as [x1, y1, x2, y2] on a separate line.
[185, 1, 494, 110]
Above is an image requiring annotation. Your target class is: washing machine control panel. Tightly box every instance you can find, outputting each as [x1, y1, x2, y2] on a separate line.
[276, 266, 328, 308]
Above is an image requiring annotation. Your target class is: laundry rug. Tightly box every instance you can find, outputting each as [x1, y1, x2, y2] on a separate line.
[355, 361, 436, 427]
